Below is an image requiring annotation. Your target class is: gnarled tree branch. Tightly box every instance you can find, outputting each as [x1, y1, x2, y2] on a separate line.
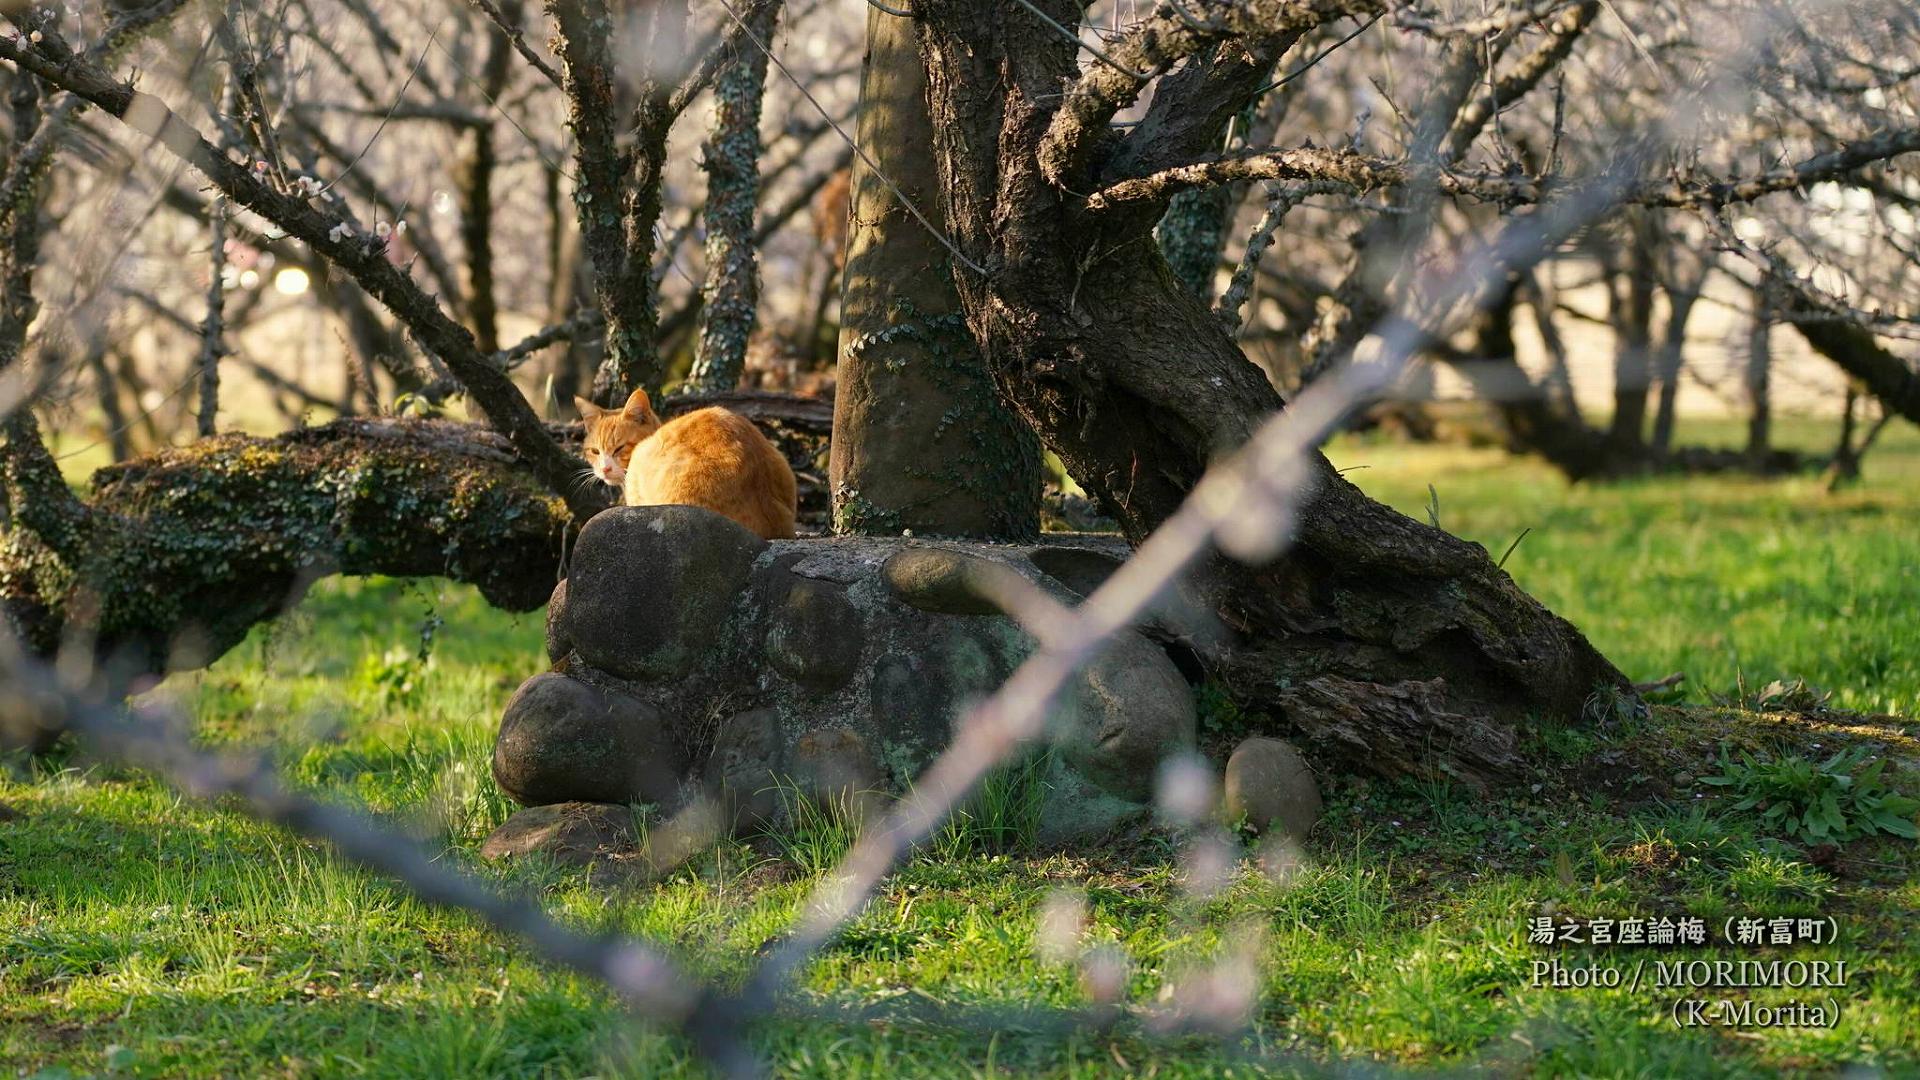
[1, 419, 570, 668]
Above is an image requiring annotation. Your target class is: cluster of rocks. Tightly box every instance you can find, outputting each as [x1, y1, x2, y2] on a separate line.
[484, 505, 1322, 863]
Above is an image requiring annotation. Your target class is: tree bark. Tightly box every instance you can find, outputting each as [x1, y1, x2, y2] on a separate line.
[686, 0, 779, 392]
[1, 420, 571, 671]
[829, 4, 1041, 540]
[1157, 185, 1235, 302]
[913, 0, 1629, 787]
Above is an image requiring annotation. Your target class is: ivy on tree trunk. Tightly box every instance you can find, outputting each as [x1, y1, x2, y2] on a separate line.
[828, 4, 1041, 541]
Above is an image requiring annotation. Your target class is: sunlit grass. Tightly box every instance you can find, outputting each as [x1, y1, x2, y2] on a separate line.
[1327, 418, 1920, 716]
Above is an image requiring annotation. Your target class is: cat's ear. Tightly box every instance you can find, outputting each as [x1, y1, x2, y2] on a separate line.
[574, 395, 603, 420]
[621, 388, 654, 421]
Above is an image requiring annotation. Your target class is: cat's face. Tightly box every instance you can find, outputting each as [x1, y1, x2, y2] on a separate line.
[576, 389, 660, 487]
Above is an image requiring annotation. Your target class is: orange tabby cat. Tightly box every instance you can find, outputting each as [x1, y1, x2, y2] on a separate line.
[577, 390, 798, 540]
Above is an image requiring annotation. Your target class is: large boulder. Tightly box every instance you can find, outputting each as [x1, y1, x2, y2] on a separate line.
[562, 506, 764, 681]
[791, 726, 890, 826]
[867, 650, 961, 767]
[1222, 737, 1322, 841]
[792, 727, 884, 799]
[1025, 546, 1122, 599]
[493, 673, 683, 806]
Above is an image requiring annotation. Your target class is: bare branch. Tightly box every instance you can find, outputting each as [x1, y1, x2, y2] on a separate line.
[0, 33, 611, 519]
[1085, 129, 1920, 211]
[1213, 181, 1348, 330]
[467, 0, 564, 88]
[1035, 0, 1386, 188]
[1085, 146, 1396, 209]
[1441, 0, 1598, 162]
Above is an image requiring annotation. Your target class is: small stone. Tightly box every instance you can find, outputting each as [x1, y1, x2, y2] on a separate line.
[479, 802, 635, 864]
[545, 579, 570, 664]
[706, 708, 785, 832]
[0, 801, 21, 823]
[880, 547, 1007, 615]
[1222, 737, 1322, 841]
[1050, 629, 1197, 800]
[563, 506, 765, 681]
[766, 577, 864, 690]
[492, 673, 682, 807]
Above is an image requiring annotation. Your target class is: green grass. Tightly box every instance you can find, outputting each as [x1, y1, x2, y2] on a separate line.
[4, 421, 1919, 1077]
[1326, 418, 1920, 717]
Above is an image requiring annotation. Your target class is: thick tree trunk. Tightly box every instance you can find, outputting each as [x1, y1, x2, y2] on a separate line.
[828, 5, 1041, 540]
[1157, 185, 1235, 301]
[913, 2, 1630, 786]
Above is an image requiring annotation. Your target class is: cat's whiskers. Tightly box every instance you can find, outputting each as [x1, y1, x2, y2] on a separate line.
[566, 468, 610, 499]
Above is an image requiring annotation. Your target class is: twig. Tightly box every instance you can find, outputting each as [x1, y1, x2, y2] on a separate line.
[1006, 0, 1151, 80]
[1213, 181, 1347, 331]
[467, 0, 564, 88]
[315, 17, 447, 197]
[0, 650, 755, 1078]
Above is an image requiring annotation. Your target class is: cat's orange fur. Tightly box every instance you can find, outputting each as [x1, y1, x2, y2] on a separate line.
[577, 390, 797, 540]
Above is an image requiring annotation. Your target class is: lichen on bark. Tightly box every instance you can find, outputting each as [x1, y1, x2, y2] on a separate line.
[686, 0, 781, 392]
[0, 420, 569, 671]
[829, 5, 1041, 541]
